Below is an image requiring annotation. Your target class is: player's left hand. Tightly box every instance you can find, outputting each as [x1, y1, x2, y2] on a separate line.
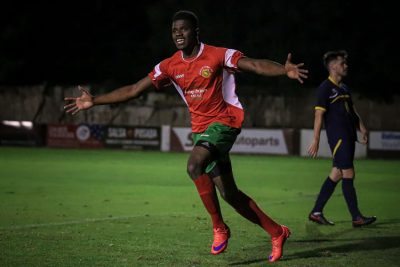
[359, 131, 368, 145]
[285, 53, 309, 84]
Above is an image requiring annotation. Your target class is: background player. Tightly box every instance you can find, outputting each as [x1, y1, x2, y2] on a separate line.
[307, 50, 376, 227]
[64, 10, 308, 263]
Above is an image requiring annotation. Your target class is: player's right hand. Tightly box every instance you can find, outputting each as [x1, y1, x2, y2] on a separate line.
[64, 85, 94, 115]
[307, 140, 319, 158]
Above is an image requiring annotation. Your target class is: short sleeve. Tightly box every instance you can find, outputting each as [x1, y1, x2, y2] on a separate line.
[315, 86, 330, 111]
[148, 61, 172, 90]
[224, 49, 245, 72]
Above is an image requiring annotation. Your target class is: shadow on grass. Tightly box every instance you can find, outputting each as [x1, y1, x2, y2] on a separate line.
[229, 219, 400, 266]
[304, 218, 400, 240]
[229, 236, 400, 265]
[285, 235, 400, 261]
[332, 218, 400, 228]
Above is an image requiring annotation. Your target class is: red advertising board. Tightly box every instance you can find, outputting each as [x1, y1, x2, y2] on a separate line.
[47, 124, 105, 148]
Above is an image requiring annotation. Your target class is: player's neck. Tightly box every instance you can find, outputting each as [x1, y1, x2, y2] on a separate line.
[328, 75, 343, 86]
[182, 42, 200, 59]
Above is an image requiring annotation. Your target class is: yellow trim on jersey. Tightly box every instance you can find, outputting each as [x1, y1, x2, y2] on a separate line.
[333, 139, 343, 157]
[330, 94, 350, 104]
[328, 76, 339, 86]
[315, 106, 326, 111]
[344, 101, 350, 112]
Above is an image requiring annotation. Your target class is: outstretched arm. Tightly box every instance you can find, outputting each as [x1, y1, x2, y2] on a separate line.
[308, 109, 325, 158]
[237, 53, 308, 83]
[64, 76, 153, 115]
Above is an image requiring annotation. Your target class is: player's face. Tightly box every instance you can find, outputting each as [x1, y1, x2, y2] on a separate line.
[171, 19, 198, 50]
[331, 57, 348, 77]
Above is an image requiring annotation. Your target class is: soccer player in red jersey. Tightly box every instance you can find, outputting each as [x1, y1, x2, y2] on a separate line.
[64, 10, 308, 263]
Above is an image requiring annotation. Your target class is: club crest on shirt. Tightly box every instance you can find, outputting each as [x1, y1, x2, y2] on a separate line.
[199, 66, 213, 78]
[329, 88, 339, 99]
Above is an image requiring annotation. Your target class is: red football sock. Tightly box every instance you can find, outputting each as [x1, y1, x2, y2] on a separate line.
[193, 174, 225, 229]
[234, 191, 282, 237]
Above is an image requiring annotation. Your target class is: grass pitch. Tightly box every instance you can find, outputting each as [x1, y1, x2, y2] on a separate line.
[0, 147, 399, 266]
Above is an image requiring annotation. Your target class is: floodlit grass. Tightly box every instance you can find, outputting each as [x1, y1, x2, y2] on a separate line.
[0, 147, 399, 266]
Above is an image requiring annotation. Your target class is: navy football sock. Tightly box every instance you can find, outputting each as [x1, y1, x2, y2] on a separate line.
[342, 178, 362, 220]
[311, 176, 338, 213]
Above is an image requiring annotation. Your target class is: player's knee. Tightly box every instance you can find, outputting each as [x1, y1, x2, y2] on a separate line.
[187, 161, 203, 179]
[330, 174, 342, 182]
[342, 168, 354, 178]
[330, 168, 342, 181]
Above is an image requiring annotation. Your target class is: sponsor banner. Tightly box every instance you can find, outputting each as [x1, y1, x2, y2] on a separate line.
[231, 129, 289, 154]
[169, 127, 292, 155]
[369, 131, 400, 151]
[300, 129, 367, 158]
[104, 126, 160, 150]
[47, 124, 105, 148]
[170, 127, 193, 151]
[161, 125, 171, 152]
[0, 121, 45, 146]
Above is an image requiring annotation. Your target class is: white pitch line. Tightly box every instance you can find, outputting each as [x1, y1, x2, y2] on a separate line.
[0, 213, 187, 231]
[0, 196, 314, 231]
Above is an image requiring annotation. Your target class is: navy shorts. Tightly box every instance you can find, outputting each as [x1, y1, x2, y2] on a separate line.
[329, 137, 355, 169]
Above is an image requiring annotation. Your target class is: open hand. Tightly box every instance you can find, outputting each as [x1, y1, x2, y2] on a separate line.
[64, 86, 94, 115]
[285, 53, 309, 84]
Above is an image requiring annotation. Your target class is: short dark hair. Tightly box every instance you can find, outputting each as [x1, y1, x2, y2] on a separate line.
[323, 50, 348, 69]
[172, 10, 199, 29]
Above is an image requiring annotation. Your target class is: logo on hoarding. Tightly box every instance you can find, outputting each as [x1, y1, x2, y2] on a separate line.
[76, 125, 90, 141]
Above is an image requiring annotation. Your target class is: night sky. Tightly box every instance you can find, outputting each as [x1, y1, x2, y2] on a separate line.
[0, 0, 397, 100]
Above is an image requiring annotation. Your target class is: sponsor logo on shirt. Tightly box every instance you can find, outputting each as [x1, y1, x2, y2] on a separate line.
[199, 66, 213, 78]
[175, 74, 184, 79]
[185, 88, 208, 100]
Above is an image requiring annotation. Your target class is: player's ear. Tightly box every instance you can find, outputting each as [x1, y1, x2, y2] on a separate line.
[195, 27, 200, 38]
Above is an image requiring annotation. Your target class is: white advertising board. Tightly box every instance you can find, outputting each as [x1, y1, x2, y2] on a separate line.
[168, 127, 290, 155]
[369, 131, 400, 151]
[300, 129, 367, 158]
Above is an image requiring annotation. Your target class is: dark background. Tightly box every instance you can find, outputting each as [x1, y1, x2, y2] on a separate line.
[0, 0, 397, 100]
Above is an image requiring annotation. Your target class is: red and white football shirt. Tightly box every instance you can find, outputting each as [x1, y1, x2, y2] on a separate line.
[149, 43, 245, 133]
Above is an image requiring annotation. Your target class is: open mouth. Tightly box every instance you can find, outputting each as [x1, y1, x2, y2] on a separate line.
[176, 38, 185, 45]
